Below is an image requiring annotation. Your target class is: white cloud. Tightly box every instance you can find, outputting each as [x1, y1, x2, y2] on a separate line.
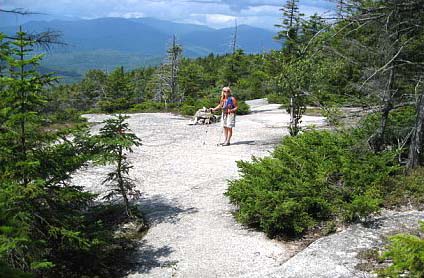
[108, 11, 145, 18]
[206, 14, 236, 24]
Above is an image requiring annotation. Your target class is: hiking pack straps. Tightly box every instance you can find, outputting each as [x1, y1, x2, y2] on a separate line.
[222, 97, 234, 113]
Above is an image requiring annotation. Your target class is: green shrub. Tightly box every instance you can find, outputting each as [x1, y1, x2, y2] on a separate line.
[97, 98, 131, 113]
[180, 104, 197, 116]
[48, 108, 84, 124]
[232, 87, 266, 100]
[0, 261, 33, 278]
[355, 106, 415, 148]
[266, 93, 286, 105]
[378, 221, 424, 277]
[177, 97, 216, 116]
[236, 100, 250, 115]
[129, 101, 164, 112]
[226, 130, 398, 237]
[382, 167, 424, 208]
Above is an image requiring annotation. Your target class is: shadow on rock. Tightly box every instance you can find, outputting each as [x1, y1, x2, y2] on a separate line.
[361, 219, 383, 229]
[138, 194, 198, 225]
[129, 240, 177, 274]
[250, 108, 279, 113]
[231, 140, 256, 146]
[255, 138, 282, 146]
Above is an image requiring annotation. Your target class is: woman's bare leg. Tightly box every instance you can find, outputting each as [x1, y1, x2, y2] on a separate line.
[223, 127, 228, 144]
[227, 128, 233, 144]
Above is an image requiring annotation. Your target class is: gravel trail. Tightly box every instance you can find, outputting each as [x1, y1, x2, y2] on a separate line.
[72, 99, 325, 277]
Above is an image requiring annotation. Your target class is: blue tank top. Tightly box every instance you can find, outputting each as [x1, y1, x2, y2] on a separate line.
[223, 97, 234, 110]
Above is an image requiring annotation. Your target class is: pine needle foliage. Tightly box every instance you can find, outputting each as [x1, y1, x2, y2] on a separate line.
[379, 221, 424, 277]
[95, 114, 142, 217]
[226, 130, 399, 237]
[0, 29, 142, 278]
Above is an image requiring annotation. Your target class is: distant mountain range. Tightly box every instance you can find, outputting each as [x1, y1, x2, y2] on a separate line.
[0, 17, 281, 82]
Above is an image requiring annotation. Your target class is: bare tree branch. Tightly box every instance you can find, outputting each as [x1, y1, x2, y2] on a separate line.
[360, 38, 412, 90]
[3, 30, 66, 51]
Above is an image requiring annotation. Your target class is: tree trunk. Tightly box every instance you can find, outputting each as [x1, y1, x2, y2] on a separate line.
[117, 146, 131, 217]
[289, 95, 295, 136]
[369, 69, 395, 152]
[19, 32, 29, 185]
[371, 101, 393, 152]
[407, 91, 424, 169]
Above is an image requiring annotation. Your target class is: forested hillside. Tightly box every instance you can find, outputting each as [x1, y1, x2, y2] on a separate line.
[1, 0, 424, 277]
[0, 17, 280, 82]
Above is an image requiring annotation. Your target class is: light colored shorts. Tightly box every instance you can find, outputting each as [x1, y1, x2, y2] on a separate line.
[221, 113, 235, 128]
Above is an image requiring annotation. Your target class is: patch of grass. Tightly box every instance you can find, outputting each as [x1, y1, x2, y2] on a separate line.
[382, 167, 424, 209]
[356, 248, 384, 273]
[303, 107, 322, 116]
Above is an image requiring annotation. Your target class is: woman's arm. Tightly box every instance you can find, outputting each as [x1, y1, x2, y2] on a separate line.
[211, 101, 222, 112]
[229, 97, 238, 113]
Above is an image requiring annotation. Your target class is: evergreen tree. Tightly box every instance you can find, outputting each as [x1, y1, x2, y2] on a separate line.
[219, 49, 247, 86]
[96, 114, 142, 217]
[301, 13, 326, 42]
[97, 66, 134, 112]
[328, 0, 355, 20]
[340, 0, 424, 154]
[274, 0, 303, 53]
[129, 67, 155, 102]
[179, 60, 206, 99]
[0, 28, 98, 276]
[0, 28, 56, 184]
[78, 69, 108, 109]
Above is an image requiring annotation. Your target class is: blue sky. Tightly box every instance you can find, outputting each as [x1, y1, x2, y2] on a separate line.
[1, 0, 334, 30]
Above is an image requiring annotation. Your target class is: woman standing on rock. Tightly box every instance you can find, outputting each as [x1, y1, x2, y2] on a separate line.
[211, 86, 238, 146]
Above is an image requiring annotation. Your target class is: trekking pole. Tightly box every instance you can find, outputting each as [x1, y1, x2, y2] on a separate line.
[216, 113, 225, 146]
[203, 120, 209, 145]
[217, 127, 223, 146]
[202, 108, 213, 146]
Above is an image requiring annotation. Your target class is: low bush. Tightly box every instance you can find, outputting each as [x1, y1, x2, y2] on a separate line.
[355, 106, 416, 149]
[41, 203, 144, 278]
[129, 101, 165, 113]
[226, 130, 399, 237]
[266, 93, 286, 105]
[180, 104, 197, 116]
[47, 108, 85, 124]
[179, 97, 217, 115]
[178, 96, 250, 116]
[381, 167, 424, 208]
[0, 261, 32, 278]
[236, 100, 250, 115]
[378, 221, 424, 277]
[97, 98, 132, 113]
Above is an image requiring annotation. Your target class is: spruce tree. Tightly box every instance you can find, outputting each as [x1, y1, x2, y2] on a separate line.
[0, 29, 98, 277]
[96, 114, 142, 217]
[274, 0, 303, 53]
[0, 28, 56, 184]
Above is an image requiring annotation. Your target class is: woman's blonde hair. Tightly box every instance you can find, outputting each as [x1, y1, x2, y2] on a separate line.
[220, 86, 231, 101]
